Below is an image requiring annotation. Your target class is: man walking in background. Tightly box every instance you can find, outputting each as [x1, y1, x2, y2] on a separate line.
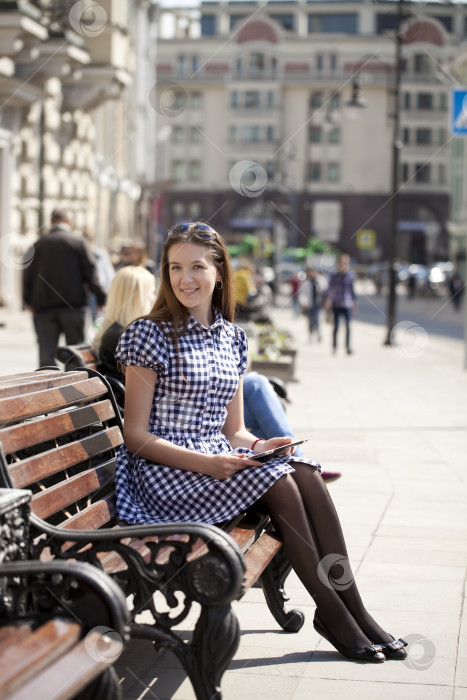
[23, 208, 106, 367]
[324, 253, 357, 355]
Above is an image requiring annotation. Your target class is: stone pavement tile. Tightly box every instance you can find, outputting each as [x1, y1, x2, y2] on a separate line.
[356, 562, 463, 613]
[227, 643, 313, 677]
[292, 677, 453, 700]
[455, 690, 467, 700]
[459, 606, 467, 659]
[302, 647, 454, 686]
[221, 670, 301, 700]
[366, 535, 467, 568]
[455, 662, 467, 689]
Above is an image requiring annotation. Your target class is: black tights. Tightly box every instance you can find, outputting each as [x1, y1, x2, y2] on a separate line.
[258, 463, 392, 648]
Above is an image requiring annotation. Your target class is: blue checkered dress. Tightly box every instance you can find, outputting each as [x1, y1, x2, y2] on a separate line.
[114, 309, 320, 525]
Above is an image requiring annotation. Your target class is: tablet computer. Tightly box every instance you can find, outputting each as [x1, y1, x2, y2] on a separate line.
[253, 438, 311, 462]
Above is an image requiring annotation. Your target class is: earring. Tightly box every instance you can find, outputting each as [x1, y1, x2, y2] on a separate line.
[216, 280, 223, 290]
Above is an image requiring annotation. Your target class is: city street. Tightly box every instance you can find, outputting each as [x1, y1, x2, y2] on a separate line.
[1, 293, 466, 700]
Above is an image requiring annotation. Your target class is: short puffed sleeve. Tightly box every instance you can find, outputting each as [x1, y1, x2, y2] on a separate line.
[234, 325, 249, 377]
[115, 319, 169, 375]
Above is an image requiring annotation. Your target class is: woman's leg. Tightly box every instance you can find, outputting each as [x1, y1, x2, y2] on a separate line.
[290, 462, 392, 644]
[258, 473, 374, 649]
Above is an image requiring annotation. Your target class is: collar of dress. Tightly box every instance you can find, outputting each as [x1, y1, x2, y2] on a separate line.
[186, 307, 224, 332]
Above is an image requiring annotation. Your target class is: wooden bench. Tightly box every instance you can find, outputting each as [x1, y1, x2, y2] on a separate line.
[0, 488, 128, 700]
[0, 369, 303, 700]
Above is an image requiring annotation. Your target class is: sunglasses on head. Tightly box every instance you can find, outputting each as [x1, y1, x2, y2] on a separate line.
[170, 222, 218, 240]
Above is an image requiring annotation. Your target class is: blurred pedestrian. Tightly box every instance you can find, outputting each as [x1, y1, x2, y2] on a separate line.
[299, 267, 327, 341]
[449, 272, 464, 311]
[323, 254, 357, 355]
[23, 208, 106, 367]
[116, 238, 157, 275]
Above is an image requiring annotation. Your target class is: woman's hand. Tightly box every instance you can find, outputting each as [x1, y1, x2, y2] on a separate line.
[206, 453, 261, 480]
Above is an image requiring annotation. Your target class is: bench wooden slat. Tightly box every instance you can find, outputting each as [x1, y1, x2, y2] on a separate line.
[0, 377, 109, 424]
[31, 462, 116, 520]
[0, 400, 116, 456]
[9, 426, 123, 489]
[0, 623, 31, 655]
[0, 619, 81, 697]
[59, 495, 117, 531]
[242, 532, 282, 590]
[0, 370, 71, 389]
[0, 371, 88, 398]
[5, 630, 121, 700]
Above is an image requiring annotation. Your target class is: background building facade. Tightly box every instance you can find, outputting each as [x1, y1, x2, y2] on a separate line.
[0, 0, 157, 310]
[154, 0, 467, 267]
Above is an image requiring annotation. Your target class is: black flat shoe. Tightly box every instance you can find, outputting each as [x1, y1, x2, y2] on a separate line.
[313, 612, 385, 663]
[378, 636, 408, 660]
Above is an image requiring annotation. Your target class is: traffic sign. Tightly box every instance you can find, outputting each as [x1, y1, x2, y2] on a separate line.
[451, 88, 467, 135]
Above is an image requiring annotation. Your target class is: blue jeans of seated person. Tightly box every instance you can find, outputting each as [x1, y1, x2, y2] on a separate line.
[243, 372, 305, 460]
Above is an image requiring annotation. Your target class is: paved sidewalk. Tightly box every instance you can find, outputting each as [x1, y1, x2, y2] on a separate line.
[1, 304, 466, 699]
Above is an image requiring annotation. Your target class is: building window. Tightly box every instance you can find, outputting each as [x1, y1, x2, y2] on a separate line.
[403, 93, 411, 109]
[417, 93, 433, 110]
[201, 14, 216, 36]
[172, 126, 184, 144]
[189, 160, 201, 181]
[439, 92, 448, 111]
[269, 13, 294, 31]
[188, 201, 201, 217]
[245, 91, 260, 108]
[266, 160, 276, 178]
[316, 54, 324, 71]
[308, 162, 321, 182]
[190, 126, 202, 143]
[310, 91, 324, 109]
[308, 13, 358, 35]
[231, 91, 238, 108]
[192, 56, 199, 74]
[309, 125, 322, 143]
[330, 53, 338, 71]
[328, 127, 340, 144]
[191, 92, 202, 109]
[266, 126, 275, 142]
[414, 53, 431, 73]
[403, 128, 410, 144]
[416, 129, 431, 145]
[267, 91, 275, 108]
[439, 128, 447, 145]
[244, 125, 260, 142]
[172, 201, 185, 217]
[172, 161, 185, 182]
[415, 163, 431, 183]
[330, 92, 340, 109]
[438, 163, 447, 184]
[176, 55, 186, 74]
[402, 164, 409, 182]
[327, 163, 340, 182]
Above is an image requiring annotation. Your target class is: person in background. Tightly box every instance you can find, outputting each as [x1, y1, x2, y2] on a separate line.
[233, 259, 257, 320]
[23, 208, 106, 367]
[299, 266, 327, 342]
[116, 238, 157, 276]
[114, 221, 405, 664]
[243, 372, 341, 483]
[324, 254, 357, 355]
[93, 266, 157, 380]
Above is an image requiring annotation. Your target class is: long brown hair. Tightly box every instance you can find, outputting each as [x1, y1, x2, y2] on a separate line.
[144, 222, 235, 337]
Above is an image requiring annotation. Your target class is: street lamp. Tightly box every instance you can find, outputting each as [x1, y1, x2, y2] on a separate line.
[384, 0, 404, 346]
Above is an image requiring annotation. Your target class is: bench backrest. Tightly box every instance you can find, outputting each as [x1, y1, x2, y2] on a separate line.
[0, 369, 123, 532]
[56, 344, 98, 371]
